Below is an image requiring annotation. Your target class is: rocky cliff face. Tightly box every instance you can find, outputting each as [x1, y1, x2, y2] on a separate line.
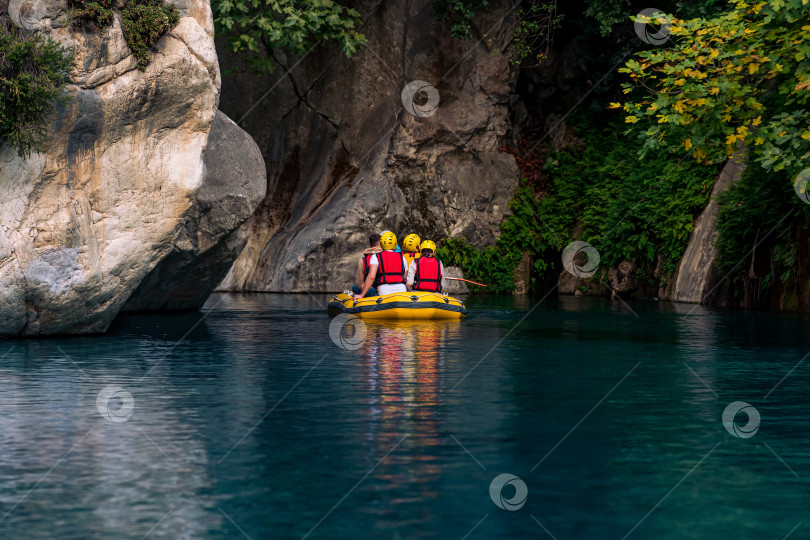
[671, 152, 746, 304]
[122, 111, 267, 312]
[0, 0, 257, 334]
[216, 0, 520, 292]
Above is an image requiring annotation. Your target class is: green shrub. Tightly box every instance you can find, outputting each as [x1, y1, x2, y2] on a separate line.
[0, 17, 73, 157]
[71, 0, 178, 70]
[121, 0, 179, 69]
[71, 0, 115, 29]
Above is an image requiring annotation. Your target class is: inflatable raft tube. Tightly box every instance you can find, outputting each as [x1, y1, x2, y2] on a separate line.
[328, 291, 466, 320]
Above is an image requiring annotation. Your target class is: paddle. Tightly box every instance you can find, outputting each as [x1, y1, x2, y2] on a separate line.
[445, 277, 488, 287]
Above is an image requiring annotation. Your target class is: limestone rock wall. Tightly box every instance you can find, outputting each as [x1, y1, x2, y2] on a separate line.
[216, 0, 520, 292]
[122, 111, 267, 312]
[0, 0, 221, 335]
[671, 152, 746, 304]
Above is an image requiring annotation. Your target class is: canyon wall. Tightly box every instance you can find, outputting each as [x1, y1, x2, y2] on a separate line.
[216, 0, 520, 292]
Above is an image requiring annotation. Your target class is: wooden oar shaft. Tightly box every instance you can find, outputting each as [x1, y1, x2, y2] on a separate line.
[445, 277, 488, 287]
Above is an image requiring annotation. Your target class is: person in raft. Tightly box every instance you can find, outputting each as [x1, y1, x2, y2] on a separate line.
[352, 233, 383, 297]
[380, 229, 403, 252]
[355, 231, 409, 299]
[402, 233, 421, 266]
[406, 240, 446, 293]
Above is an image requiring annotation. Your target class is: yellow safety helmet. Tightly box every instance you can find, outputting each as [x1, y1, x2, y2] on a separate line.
[380, 231, 398, 250]
[419, 239, 437, 253]
[403, 234, 421, 252]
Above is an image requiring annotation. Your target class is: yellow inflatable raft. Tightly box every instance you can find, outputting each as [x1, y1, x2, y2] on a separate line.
[328, 291, 466, 320]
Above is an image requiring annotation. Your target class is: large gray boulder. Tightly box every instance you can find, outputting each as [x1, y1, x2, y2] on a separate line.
[0, 0, 220, 335]
[122, 111, 267, 311]
[217, 0, 520, 292]
[442, 266, 469, 295]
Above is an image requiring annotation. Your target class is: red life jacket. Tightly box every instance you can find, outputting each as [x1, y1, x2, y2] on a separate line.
[376, 251, 406, 285]
[414, 257, 442, 292]
[362, 253, 379, 287]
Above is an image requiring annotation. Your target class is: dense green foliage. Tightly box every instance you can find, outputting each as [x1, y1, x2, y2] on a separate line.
[212, 0, 366, 73]
[121, 0, 179, 68]
[618, 0, 810, 175]
[439, 116, 720, 293]
[0, 18, 73, 157]
[715, 148, 810, 289]
[538, 118, 719, 276]
[71, 0, 115, 28]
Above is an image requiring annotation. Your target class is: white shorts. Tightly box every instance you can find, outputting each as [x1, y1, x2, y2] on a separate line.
[378, 283, 407, 295]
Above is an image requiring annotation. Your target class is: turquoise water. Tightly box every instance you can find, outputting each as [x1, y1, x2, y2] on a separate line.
[1, 293, 809, 539]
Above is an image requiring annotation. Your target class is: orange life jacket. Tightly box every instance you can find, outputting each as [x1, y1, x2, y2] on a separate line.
[404, 251, 420, 266]
[414, 257, 442, 292]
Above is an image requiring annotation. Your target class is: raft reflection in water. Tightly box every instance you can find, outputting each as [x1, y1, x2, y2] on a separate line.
[354, 320, 461, 528]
